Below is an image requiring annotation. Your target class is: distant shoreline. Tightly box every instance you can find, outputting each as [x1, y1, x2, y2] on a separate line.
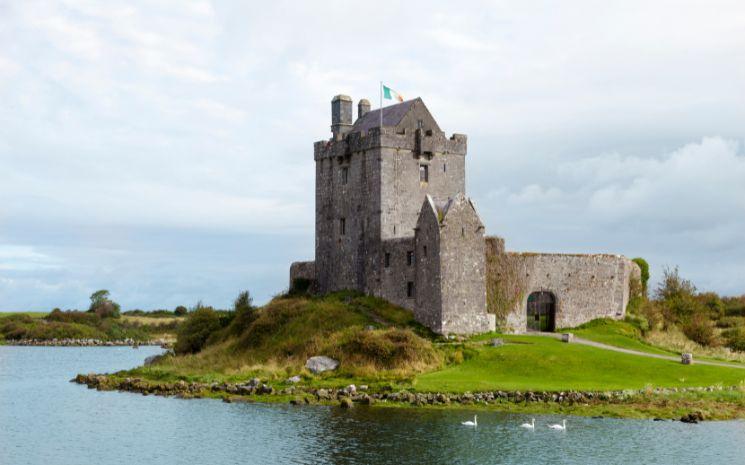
[2, 338, 171, 347]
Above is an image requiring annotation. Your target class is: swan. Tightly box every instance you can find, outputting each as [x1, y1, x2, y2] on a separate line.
[461, 414, 477, 427]
[519, 418, 535, 429]
[548, 419, 567, 431]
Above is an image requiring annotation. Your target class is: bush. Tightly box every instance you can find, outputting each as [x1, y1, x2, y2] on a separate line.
[174, 307, 223, 354]
[698, 292, 726, 319]
[45, 309, 100, 325]
[87, 290, 120, 319]
[724, 296, 745, 316]
[715, 316, 745, 329]
[681, 315, 716, 347]
[174, 306, 188, 316]
[723, 328, 745, 352]
[654, 267, 696, 302]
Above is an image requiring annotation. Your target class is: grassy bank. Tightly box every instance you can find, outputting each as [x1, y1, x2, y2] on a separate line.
[101, 292, 745, 420]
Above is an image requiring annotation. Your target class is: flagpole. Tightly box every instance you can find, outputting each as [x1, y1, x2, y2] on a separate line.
[379, 81, 383, 129]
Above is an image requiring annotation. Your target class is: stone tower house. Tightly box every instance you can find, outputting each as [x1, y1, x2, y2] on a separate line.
[290, 94, 639, 335]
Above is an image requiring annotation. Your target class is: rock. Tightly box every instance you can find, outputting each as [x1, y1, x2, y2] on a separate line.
[680, 411, 704, 424]
[561, 333, 574, 343]
[359, 385, 369, 391]
[247, 377, 261, 387]
[653, 418, 666, 421]
[305, 356, 339, 374]
[681, 353, 694, 365]
[316, 388, 330, 400]
[290, 397, 303, 405]
[488, 338, 504, 347]
[344, 384, 357, 394]
[287, 375, 302, 384]
[339, 397, 354, 409]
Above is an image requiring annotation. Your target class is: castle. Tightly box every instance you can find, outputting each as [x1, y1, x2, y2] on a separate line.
[290, 95, 640, 334]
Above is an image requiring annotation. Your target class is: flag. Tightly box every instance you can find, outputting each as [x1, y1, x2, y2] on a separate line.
[382, 84, 404, 102]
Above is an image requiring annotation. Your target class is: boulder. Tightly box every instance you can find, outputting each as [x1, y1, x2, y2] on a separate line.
[344, 384, 357, 395]
[681, 353, 694, 365]
[305, 356, 339, 374]
[339, 397, 354, 409]
[287, 375, 302, 384]
[489, 338, 504, 347]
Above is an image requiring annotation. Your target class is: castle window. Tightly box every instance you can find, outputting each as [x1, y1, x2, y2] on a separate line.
[407, 281, 415, 298]
[384, 252, 391, 268]
[341, 167, 349, 185]
[406, 250, 414, 266]
[443, 163, 447, 173]
[417, 119, 423, 129]
[419, 164, 429, 183]
[423, 245, 428, 257]
[339, 218, 346, 235]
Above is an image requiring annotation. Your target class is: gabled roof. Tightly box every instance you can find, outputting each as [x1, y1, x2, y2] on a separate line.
[350, 97, 441, 134]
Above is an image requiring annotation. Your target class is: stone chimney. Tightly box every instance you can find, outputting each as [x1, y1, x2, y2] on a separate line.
[358, 99, 371, 119]
[331, 94, 353, 139]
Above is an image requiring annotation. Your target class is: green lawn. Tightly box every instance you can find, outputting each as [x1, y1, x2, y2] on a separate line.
[565, 319, 675, 356]
[414, 335, 745, 392]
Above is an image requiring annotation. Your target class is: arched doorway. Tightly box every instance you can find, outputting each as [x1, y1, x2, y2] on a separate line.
[526, 291, 556, 332]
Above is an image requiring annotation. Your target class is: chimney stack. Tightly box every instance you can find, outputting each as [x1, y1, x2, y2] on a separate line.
[358, 99, 371, 119]
[331, 94, 353, 139]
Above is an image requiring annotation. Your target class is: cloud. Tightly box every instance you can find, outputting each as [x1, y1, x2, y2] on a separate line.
[1, 0, 744, 310]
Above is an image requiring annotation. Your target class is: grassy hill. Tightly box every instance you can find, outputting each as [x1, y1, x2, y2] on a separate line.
[128, 292, 745, 395]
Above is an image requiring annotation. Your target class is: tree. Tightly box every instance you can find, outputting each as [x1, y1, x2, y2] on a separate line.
[88, 289, 120, 319]
[174, 307, 222, 354]
[174, 305, 188, 316]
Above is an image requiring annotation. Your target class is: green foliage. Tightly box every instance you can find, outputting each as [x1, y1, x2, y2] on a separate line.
[87, 289, 120, 319]
[681, 314, 716, 347]
[698, 292, 726, 319]
[175, 307, 223, 354]
[654, 266, 696, 302]
[45, 309, 100, 325]
[722, 328, 745, 352]
[485, 250, 525, 325]
[632, 257, 650, 295]
[716, 316, 745, 329]
[174, 306, 188, 316]
[723, 296, 745, 317]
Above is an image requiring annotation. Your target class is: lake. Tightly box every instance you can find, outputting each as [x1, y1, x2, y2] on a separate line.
[1, 346, 744, 464]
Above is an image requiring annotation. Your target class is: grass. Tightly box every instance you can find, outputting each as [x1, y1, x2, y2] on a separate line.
[564, 319, 675, 356]
[0, 312, 48, 319]
[414, 335, 745, 392]
[122, 315, 182, 326]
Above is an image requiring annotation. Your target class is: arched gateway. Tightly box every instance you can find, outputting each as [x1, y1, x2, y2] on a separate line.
[526, 291, 556, 332]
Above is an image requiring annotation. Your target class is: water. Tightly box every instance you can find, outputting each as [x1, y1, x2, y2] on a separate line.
[1, 347, 744, 465]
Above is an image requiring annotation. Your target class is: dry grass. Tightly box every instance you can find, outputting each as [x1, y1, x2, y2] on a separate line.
[122, 315, 181, 326]
[644, 327, 745, 363]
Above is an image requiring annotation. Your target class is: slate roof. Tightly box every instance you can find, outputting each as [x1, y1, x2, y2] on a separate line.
[350, 98, 419, 134]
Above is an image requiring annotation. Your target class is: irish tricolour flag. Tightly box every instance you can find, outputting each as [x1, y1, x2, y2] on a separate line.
[382, 84, 404, 102]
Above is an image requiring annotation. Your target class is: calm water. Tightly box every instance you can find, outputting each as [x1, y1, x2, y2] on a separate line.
[1, 347, 744, 465]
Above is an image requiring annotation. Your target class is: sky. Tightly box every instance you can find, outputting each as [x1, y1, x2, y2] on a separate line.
[1, 0, 744, 311]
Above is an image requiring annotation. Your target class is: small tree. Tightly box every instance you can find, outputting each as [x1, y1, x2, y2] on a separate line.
[174, 306, 222, 354]
[174, 305, 188, 316]
[88, 289, 120, 319]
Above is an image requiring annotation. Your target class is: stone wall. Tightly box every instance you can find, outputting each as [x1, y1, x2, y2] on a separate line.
[378, 237, 417, 311]
[499, 252, 640, 332]
[289, 261, 315, 290]
[436, 195, 494, 334]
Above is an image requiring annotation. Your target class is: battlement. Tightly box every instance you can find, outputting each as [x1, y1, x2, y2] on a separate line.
[314, 128, 467, 161]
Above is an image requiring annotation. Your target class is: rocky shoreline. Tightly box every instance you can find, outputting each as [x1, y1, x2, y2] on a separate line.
[5, 338, 170, 347]
[72, 373, 736, 422]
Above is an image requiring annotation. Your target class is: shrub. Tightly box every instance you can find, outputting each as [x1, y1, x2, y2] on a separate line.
[45, 309, 100, 325]
[654, 266, 696, 302]
[681, 315, 716, 347]
[87, 290, 120, 319]
[724, 296, 745, 317]
[698, 292, 726, 319]
[632, 257, 650, 296]
[723, 328, 745, 352]
[174, 306, 188, 316]
[715, 316, 745, 329]
[174, 307, 223, 354]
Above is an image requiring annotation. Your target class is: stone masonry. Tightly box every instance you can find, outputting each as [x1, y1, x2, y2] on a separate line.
[290, 95, 639, 334]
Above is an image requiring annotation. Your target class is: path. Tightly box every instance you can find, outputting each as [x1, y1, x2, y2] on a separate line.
[528, 332, 745, 370]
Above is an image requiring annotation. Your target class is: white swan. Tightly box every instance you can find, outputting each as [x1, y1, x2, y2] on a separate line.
[519, 418, 535, 429]
[548, 419, 567, 431]
[461, 414, 477, 427]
